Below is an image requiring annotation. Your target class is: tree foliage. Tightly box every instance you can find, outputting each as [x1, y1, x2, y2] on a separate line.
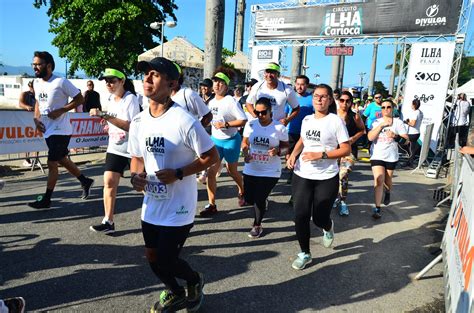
[33, 0, 177, 77]
[458, 56, 474, 86]
[373, 81, 389, 98]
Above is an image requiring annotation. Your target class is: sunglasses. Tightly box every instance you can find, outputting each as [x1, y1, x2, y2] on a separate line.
[339, 98, 350, 103]
[381, 106, 392, 109]
[374, 96, 382, 99]
[255, 109, 268, 116]
[314, 94, 329, 100]
[105, 78, 118, 84]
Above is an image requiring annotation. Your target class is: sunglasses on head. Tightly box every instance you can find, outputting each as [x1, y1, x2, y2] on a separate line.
[255, 109, 268, 116]
[381, 106, 392, 109]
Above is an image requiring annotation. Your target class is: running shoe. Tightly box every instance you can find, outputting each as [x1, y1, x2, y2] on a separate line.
[81, 177, 94, 200]
[322, 220, 334, 248]
[187, 272, 205, 312]
[28, 197, 51, 209]
[90, 221, 115, 234]
[291, 252, 312, 270]
[372, 207, 382, 219]
[238, 194, 247, 207]
[3, 297, 25, 313]
[199, 204, 217, 217]
[196, 173, 207, 185]
[339, 201, 349, 216]
[248, 225, 263, 239]
[383, 191, 391, 206]
[151, 289, 187, 313]
[332, 198, 340, 209]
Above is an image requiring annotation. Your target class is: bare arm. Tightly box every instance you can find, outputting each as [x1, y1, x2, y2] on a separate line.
[349, 113, 366, 145]
[300, 142, 351, 162]
[200, 111, 213, 128]
[48, 93, 84, 120]
[130, 156, 147, 192]
[280, 106, 300, 126]
[18, 92, 33, 111]
[155, 146, 219, 184]
[245, 102, 256, 118]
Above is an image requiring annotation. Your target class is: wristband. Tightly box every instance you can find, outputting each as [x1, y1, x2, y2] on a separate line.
[225, 122, 230, 128]
[175, 168, 184, 180]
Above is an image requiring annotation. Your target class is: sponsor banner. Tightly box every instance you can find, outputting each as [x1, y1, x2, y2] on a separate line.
[0, 111, 108, 155]
[444, 156, 473, 312]
[401, 42, 455, 151]
[250, 45, 280, 80]
[255, 0, 462, 40]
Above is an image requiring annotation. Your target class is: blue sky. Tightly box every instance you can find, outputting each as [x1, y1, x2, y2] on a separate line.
[1, 0, 473, 88]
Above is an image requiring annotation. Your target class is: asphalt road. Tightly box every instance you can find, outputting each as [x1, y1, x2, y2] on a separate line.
[0, 153, 448, 312]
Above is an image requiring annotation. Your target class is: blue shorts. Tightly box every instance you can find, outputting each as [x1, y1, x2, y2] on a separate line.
[212, 133, 241, 163]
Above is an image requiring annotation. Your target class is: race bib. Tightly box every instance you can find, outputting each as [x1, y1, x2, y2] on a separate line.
[144, 175, 169, 200]
[250, 148, 270, 164]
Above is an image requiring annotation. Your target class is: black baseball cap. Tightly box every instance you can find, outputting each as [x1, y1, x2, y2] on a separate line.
[245, 78, 258, 86]
[199, 78, 213, 88]
[136, 57, 180, 80]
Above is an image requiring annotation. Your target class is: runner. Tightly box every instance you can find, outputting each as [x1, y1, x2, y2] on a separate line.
[287, 84, 350, 270]
[28, 51, 94, 209]
[201, 67, 247, 217]
[245, 62, 300, 124]
[171, 65, 212, 127]
[334, 91, 366, 216]
[402, 98, 423, 168]
[89, 68, 141, 234]
[368, 100, 408, 219]
[241, 97, 289, 238]
[131, 57, 219, 312]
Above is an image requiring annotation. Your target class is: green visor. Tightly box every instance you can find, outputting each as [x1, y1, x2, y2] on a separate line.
[99, 68, 125, 80]
[212, 72, 230, 85]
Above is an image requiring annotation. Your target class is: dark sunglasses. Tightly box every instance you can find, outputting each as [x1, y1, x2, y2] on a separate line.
[255, 110, 268, 116]
[374, 96, 382, 99]
[105, 78, 118, 84]
[339, 98, 351, 103]
[381, 106, 392, 109]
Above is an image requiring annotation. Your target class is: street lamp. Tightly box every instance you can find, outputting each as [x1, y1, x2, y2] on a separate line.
[150, 20, 177, 57]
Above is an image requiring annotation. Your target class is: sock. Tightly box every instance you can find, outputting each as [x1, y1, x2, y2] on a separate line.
[101, 217, 113, 225]
[77, 174, 88, 185]
[44, 188, 54, 201]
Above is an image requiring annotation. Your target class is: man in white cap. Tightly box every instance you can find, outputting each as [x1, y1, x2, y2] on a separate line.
[245, 62, 300, 126]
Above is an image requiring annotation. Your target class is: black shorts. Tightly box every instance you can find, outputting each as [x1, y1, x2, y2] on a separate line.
[105, 153, 130, 174]
[45, 135, 71, 161]
[370, 159, 397, 170]
[288, 133, 301, 154]
[141, 220, 193, 249]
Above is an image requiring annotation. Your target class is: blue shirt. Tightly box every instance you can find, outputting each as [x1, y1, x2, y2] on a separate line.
[285, 92, 314, 135]
[363, 102, 382, 130]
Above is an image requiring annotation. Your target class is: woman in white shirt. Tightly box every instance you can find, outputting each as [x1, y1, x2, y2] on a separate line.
[201, 67, 248, 217]
[286, 84, 350, 270]
[368, 100, 408, 219]
[241, 97, 289, 238]
[89, 68, 141, 234]
[403, 98, 423, 168]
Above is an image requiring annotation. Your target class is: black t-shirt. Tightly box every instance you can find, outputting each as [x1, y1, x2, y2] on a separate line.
[83, 90, 101, 112]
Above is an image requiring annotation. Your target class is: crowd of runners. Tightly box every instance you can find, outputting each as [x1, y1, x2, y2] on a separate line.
[6, 50, 469, 313]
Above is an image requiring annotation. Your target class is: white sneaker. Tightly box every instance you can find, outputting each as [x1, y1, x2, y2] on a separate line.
[322, 220, 334, 248]
[292, 252, 312, 270]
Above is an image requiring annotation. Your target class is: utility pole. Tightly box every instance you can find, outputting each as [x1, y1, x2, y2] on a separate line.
[204, 0, 225, 79]
[388, 44, 398, 95]
[291, 45, 303, 82]
[358, 72, 366, 89]
[367, 42, 378, 96]
[233, 0, 245, 52]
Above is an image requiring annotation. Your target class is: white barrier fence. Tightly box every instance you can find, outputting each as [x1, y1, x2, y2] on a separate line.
[443, 153, 473, 312]
[0, 111, 108, 155]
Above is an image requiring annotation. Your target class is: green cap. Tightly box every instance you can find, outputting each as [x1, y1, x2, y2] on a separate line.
[212, 72, 230, 85]
[265, 63, 281, 72]
[99, 68, 125, 80]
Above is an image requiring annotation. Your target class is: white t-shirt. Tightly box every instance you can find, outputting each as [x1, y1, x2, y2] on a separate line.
[294, 113, 349, 180]
[452, 100, 471, 126]
[106, 91, 141, 157]
[406, 109, 423, 135]
[246, 80, 299, 121]
[128, 105, 215, 227]
[171, 87, 211, 121]
[209, 95, 247, 139]
[35, 75, 80, 138]
[243, 119, 288, 178]
[370, 118, 408, 162]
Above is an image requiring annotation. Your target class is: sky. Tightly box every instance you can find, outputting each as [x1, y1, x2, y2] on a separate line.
[1, 0, 473, 89]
